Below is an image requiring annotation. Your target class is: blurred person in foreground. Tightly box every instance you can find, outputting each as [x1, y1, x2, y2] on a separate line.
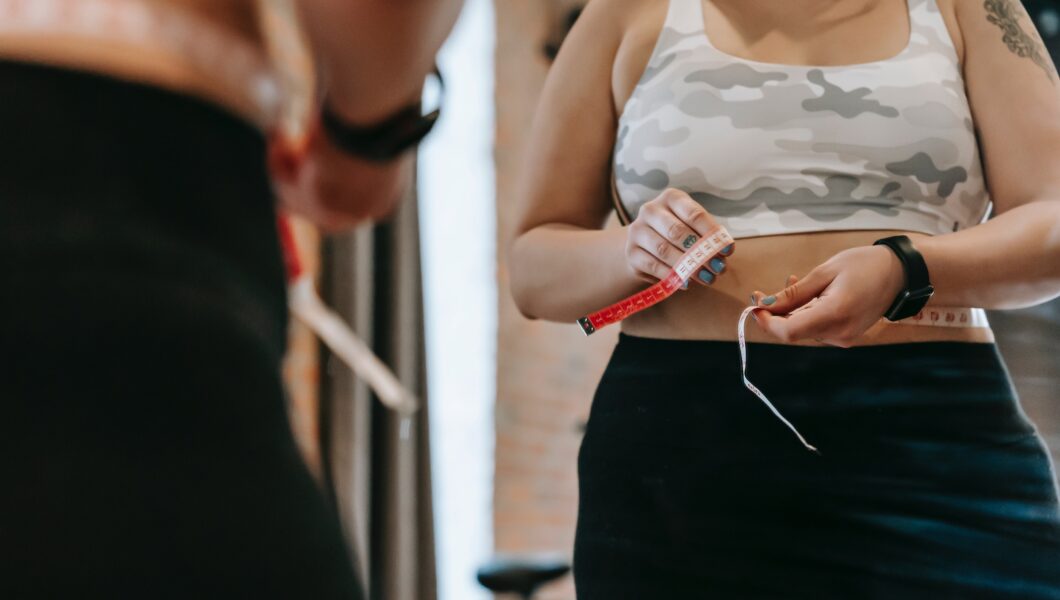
[0, 0, 463, 597]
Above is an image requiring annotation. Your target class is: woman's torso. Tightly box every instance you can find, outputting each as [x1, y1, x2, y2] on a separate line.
[609, 0, 995, 346]
[0, 0, 271, 126]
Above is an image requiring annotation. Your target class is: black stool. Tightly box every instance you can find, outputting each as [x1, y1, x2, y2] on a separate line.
[476, 556, 571, 599]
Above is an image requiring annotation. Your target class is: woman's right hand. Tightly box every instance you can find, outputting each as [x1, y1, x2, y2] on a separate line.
[625, 188, 735, 287]
[269, 118, 414, 234]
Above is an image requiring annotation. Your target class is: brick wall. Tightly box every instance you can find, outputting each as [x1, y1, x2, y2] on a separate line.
[494, 2, 615, 598]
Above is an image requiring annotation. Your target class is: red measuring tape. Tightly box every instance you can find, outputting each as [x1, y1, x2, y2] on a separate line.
[578, 226, 736, 335]
[577, 223, 989, 453]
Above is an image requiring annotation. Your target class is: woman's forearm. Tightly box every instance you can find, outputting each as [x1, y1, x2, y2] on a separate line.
[297, 0, 465, 124]
[917, 198, 1060, 310]
[509, 225, 646, 323]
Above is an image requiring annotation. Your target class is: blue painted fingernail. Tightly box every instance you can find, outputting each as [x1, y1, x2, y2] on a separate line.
[762, 295, 776, 306]
[698, 270, 714, 284]
[709, 258, 725, 273]
[681, 279, 689, 290]
[721, 244, 733, 255]
[750, 293, 758, 306]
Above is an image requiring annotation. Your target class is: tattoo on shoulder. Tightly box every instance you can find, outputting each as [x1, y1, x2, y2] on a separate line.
[982, 0, 1058, 83]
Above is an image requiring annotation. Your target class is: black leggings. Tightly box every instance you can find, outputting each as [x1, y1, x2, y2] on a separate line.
[0, 60, 363, 599]
[574, 333, 1060, 599]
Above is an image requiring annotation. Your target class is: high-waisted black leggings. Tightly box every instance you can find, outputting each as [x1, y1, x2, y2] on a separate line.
[0, 60, 363, 599]
[574, 333, 1060, 599]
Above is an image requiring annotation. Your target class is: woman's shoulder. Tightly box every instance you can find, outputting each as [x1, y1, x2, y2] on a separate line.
[574, 0, 670, 47]
[929, 0, 966, 66]
[587, 0, 669, 114]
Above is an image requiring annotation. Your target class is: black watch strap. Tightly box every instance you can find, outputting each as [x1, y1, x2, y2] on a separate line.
[873, 235, 934, 321]
[320, 66, 443, 162]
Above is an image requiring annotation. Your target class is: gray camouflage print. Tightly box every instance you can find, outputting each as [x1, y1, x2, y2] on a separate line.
[613, 0, 992, 237]
[802, 69, 901, 118]
[685, 64, 789, 89]
[885, 152, 968, 197]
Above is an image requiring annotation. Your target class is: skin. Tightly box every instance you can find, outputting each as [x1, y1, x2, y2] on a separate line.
[0, 0, 465, 231]
[982, 0, 1057, 83]
[282, 0, 466, 231]
[509, 0, 1060, 348]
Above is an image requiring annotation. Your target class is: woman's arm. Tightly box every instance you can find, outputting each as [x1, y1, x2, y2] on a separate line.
[514, 191, 728, 322]
[916, 0, 1060, 310]
[748, 0, 1060, 345]
[509, 0, 641, 322]
[509, 0, 731, 322]
[296, 0, 466, 124]
[269, 0, 464, 231]
[918, 199, 1060, 310]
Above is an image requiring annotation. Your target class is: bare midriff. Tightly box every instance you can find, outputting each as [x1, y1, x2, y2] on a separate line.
[0, 0, 267, 125]
[620, 228, 996, 346]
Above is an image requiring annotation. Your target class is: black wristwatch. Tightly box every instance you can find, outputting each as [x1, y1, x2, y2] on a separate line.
[320, 66, 444, 162]
[873, 235, 934, 321]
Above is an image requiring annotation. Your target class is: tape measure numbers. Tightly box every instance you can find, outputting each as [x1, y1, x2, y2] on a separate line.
[578, 226, 736, 335]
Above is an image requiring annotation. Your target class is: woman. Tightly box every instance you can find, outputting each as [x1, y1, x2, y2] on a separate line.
[0, 0, 460, 596]
[509, 0, 1060, 596]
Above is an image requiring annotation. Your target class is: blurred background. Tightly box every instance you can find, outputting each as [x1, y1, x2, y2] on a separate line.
[282, 1, 1060, 599]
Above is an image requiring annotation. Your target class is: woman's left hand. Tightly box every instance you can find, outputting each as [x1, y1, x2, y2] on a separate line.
[749, 245, 908, 347]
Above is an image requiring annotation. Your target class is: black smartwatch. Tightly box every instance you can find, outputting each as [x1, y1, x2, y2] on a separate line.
[873, 235, 934, 321]
[320, 66, 444, 162]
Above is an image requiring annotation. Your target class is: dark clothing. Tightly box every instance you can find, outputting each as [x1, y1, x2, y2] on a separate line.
[0, 60, 363, 599]
[574, 333, 1060, 598]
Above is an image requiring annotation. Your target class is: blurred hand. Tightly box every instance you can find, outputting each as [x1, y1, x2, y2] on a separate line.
[624, 188, 734, 288]
[749, 245, 907, 347]
[268, 117, 413, 234]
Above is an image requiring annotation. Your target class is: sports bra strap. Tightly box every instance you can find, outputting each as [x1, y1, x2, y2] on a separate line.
[677, 0, 941, 40]
[907, 0, 960, 60]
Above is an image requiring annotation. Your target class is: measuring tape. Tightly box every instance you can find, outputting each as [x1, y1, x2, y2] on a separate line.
[278, 216, 419, 440]
[779, 293, 990, 329]
[578, 226, 736, 335]
[737, 301, 987, 453]
[889, 305, 989, 327]
[581, 224, 990, 453]
[0, 0, 420, 438]
[577, 223, 989, 334]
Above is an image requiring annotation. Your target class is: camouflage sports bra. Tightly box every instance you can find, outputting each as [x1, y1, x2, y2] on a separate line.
[612, 0, 993, 238]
